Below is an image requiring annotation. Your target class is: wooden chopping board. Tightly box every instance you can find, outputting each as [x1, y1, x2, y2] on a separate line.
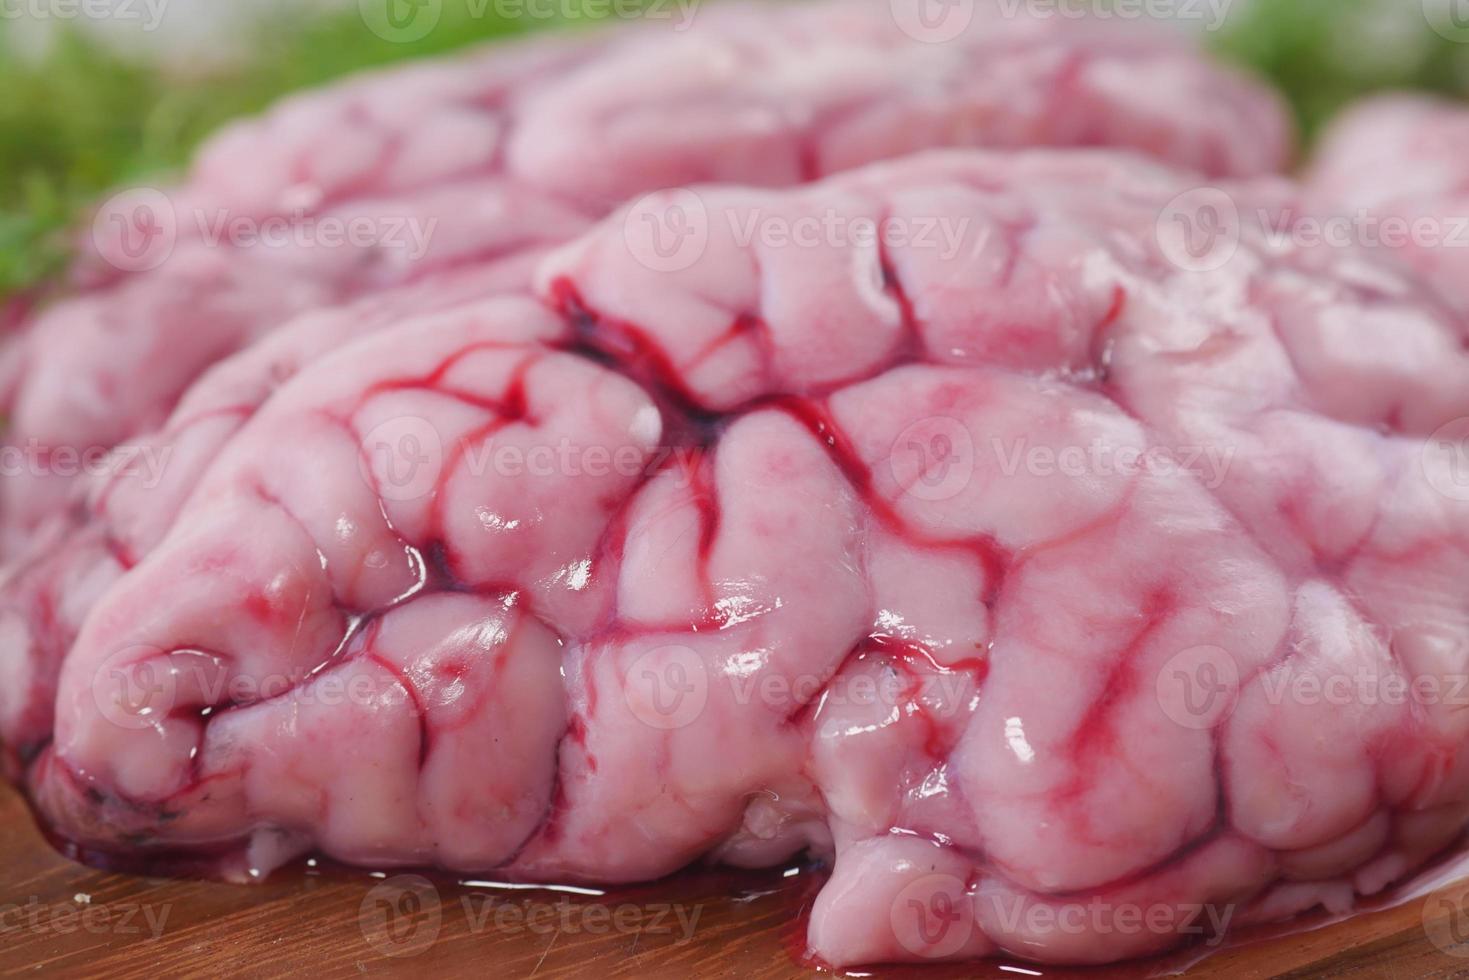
[2, 783, 1467, 979]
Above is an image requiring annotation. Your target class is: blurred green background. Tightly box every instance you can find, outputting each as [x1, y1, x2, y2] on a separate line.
[1, 0, 1468, 298]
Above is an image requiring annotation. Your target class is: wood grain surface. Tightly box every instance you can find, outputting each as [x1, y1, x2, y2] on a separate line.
[2, 782, 1468, 979]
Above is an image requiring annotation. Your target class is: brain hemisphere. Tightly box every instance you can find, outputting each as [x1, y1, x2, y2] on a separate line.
[207, 593, 568, 873]
[0, 0, 1290, 555]
[10, 146, 1469, 971]
[1306, 95, 1469, 314]
[43, 301, 650, 838]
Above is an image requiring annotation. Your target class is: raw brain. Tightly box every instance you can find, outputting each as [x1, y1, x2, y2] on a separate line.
[1307, 94, 1469, 312]
[0, 0, 1291, 554]
[8, 147, 1469, 969]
